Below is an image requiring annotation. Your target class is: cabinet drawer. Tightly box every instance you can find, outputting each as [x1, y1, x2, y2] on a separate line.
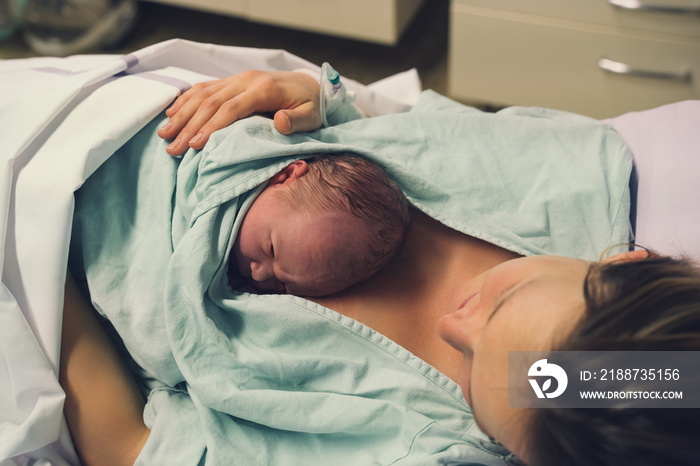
[448, 5, 700, 118]
[247, 0, 425, 45]
[143, 0, 425, 45]
[454, 0, 700, 39]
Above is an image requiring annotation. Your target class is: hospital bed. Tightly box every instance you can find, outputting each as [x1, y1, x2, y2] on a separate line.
[1, 39, 698, 465]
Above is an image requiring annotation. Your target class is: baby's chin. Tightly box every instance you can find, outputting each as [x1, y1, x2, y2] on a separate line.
[290, 281, 352, 298]
[232, 272, 288, 295]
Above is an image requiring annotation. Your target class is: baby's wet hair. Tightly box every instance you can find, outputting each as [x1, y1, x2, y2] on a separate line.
[275, 153, 411, 286]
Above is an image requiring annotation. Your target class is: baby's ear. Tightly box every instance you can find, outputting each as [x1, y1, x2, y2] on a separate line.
[267, 160, 309, 186]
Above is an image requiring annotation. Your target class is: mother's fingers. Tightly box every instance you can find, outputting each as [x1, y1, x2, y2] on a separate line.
[157, 82, 219, 139]
[158, 70, 323, 156]
[158, 81, 233, 155]
[187, 91, 268, 150]
[159, 75, 267, 156]
[161, 77, 274, 155]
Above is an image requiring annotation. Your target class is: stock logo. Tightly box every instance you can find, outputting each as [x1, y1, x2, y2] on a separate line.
[528, 359, 568, 399]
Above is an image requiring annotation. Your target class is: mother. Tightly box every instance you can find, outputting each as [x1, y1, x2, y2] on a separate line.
[61, 71, 700, 466]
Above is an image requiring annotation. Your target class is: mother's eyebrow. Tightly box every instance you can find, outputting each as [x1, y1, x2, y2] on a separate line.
[486, 279, 536, 325]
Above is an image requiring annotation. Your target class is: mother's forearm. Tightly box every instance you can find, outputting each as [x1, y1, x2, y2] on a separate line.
[60, 276, 150, 466]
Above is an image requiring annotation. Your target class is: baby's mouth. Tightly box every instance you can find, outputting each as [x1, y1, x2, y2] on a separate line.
[245, 276, 287, 294]
[245, 275, 262, 289]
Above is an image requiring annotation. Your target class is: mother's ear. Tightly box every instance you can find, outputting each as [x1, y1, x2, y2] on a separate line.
[602, 249, 653, 264]
[267, 160, 309, 186]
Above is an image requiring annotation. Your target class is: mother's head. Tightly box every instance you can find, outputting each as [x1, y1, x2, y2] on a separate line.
[437, 252, 700, 465]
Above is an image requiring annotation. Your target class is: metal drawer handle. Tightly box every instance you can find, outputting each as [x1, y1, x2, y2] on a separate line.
[608, 0, 700, 14]
[598, 57, 693, 82]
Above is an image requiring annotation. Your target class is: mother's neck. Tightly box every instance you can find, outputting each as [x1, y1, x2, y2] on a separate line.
[312, 208, 520, 382]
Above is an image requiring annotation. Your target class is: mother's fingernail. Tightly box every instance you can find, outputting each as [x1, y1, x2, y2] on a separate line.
[167, 137, 181, 150]
[279, 112, 292, 132]
[189, 133, 203, 146]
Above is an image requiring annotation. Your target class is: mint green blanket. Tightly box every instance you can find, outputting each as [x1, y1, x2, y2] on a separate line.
[70, 91, 631, 464]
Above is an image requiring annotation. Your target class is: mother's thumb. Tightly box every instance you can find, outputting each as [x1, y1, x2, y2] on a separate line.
[273, 106, 322, 135]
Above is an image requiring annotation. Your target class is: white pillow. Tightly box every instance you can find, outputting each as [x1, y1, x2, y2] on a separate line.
[605, 101, 700, 262]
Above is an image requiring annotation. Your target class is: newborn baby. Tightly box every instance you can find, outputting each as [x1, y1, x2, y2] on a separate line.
[230, 154, 410, 297]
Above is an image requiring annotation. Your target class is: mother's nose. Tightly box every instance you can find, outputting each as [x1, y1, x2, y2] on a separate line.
[457, 317, 487, 351]
[437, 307, 488, 354]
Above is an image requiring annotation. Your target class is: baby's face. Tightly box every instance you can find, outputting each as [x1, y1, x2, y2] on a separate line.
[232, 186, 365, 297]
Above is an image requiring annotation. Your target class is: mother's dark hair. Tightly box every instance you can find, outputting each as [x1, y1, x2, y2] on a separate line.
[526, 255, 700, 466]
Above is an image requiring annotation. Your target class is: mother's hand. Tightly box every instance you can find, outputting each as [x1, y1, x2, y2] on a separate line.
[158, 70, 323, 156]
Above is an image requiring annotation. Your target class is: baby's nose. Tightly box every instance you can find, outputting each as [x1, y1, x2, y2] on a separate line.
[250, 260, 273, 282]
[249, 261, 284, 292]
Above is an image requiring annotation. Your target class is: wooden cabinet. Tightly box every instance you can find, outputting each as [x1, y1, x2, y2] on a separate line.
[448, 0, 700, 118]
[142, 0, 426, 45]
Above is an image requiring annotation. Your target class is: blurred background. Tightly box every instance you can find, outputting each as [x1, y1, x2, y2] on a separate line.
[1, 0, 698, 118]
[0, 0, 452, 96]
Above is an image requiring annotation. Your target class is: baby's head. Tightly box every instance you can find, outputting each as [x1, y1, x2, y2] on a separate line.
[232, 154, 410, 297]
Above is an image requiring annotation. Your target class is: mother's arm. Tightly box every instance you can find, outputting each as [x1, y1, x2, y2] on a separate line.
[158, 70, 323, 156]
[60, 276, 150, 466]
